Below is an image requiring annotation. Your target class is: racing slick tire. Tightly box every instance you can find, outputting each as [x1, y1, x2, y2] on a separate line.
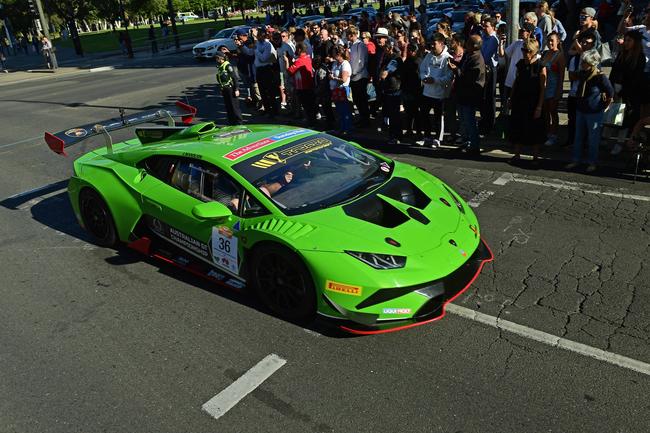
[251, 244, 317, 323]
[79, 188, 118, 248]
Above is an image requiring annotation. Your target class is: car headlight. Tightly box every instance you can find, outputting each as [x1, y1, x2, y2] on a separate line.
[346, 251, 406, 269]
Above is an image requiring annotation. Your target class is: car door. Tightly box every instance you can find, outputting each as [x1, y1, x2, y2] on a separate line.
[138, 156, 246, 279]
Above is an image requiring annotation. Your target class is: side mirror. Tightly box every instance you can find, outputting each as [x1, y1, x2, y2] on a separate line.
[192, 201, 232, 219]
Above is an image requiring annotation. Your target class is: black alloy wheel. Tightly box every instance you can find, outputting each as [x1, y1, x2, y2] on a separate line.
[79, 188, 118, 248]
[252, 245, 316, 322]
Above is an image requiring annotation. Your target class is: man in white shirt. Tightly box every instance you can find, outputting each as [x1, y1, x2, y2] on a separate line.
[237, 27, 280, 118]
[347, 26, 370, 127]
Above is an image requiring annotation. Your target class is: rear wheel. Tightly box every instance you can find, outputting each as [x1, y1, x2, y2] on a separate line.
[251, 244, 316, 323]
[79, 188, 118, 248]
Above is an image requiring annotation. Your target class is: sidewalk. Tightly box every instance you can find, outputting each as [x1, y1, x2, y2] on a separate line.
[0, 41, 196, 86]
[239, 104, 640, 178]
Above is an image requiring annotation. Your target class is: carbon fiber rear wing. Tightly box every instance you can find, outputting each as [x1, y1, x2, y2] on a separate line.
[44, 101, 197, 156]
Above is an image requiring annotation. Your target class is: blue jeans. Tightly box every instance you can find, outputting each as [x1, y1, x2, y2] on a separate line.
[573, 110, 604, 164]
[335, 100, 352, 133]
[458, 104, 479, 149]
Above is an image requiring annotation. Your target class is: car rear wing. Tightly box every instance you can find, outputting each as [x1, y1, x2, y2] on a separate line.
[44, 101, 197, 156]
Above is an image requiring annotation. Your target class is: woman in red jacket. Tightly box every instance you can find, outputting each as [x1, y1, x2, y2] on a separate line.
[284, 42, 317, 126]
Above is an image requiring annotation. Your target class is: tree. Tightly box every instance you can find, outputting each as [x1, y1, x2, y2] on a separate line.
[45, 0, 93, 55]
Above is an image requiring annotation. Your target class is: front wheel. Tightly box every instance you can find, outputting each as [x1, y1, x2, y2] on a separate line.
[251, 244, 316, 323]
[79, 188, 118, 248]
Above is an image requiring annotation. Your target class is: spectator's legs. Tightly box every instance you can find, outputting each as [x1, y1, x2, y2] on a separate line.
[297, 89, 317, 125]
[444, 93, 459, 141]
[432, 98, 445, 142]
[585, 111, 604, 165]
[385, 94, 402, 139]
[320, 95, 336, 128]
[459, 104, 480, 149]
[572, 110, 587, 162]
[479, 64, 497, 135]
[418, 95, 435, 137]
[402, 93, 419, 134]
[566, 96, 577, 146]
[256, 65, 280, 117]
[335, 101, 352, 133]
[350, 77, 370, 125]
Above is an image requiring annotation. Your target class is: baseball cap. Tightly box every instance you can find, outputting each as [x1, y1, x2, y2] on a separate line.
[215, 51, 226, 59]
[582, 7, 596, 17]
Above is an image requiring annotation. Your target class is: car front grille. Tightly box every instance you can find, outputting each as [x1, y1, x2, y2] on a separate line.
[194, 48, 205, 54]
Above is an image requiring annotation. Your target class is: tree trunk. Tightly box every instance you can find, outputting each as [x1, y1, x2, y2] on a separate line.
[68, 19, 84, 56]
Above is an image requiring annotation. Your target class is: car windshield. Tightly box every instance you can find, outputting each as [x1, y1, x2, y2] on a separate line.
[233, 134, 392, 216]
[213, 28, 233, 39]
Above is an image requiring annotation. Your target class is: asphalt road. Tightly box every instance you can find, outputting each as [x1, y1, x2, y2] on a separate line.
[1, 53, 649, 433]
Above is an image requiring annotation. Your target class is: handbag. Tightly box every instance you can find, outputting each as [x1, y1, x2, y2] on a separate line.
[367, 82, 377, 102]
[603, 102, 625, 127]
[331, 86, 348, 102]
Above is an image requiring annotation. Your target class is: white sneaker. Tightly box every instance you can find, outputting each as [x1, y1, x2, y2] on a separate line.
[416, 139, 426, 146]
[431, 139, 441, 148]
[610, 143, 623, 155]
[316, 112, 322, 120]
[387, 138, 401, 145]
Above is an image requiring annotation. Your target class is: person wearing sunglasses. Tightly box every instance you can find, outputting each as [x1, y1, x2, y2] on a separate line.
[507, 38, 547, 165]
[570, 7, 602, 55]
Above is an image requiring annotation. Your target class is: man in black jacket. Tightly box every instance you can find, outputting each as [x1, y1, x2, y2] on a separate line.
[450, 35, 485, 155]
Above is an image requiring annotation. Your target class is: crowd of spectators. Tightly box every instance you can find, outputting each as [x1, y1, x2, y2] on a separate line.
[217, 0, 650, 172]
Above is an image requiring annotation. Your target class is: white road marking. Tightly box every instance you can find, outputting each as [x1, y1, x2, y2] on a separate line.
[467, 190, 495, 208]
[492, 172, 650, 202]
[446, 304, 650, 377]
[5, 182, 67, 200]
[89, 66, 114, 72]
[0, 135, 42, 149]
[202, 354, 286, 420]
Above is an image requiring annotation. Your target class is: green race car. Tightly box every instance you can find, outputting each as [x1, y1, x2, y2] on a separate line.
[45, 103, 492, 334]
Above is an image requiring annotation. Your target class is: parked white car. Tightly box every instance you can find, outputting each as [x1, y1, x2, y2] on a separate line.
[192, 26, 252, 60]
[176, 12, 199, 22]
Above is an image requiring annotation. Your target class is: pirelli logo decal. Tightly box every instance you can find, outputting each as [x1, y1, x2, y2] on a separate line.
[325, 280, 362, 296]
[251, 137, 332, 169]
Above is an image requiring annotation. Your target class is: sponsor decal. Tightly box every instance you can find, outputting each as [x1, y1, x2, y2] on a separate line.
[460, 249, 467, 257]
[149, 217, 209, 259]
[382, 308, 412, 315]
[182, 152, 202, 159]
[233, 221, 241, 231]
[224, 138, 275, 160]
[325, 280, 362, 296]
[226, 278, 246, 289]
[380, 162, 390, 173]
[223, 129, 310, 161]
[251, 137, 332, 169]
[207, 269, 227, 281]
[211, 226, 239, 274]
[213, 128, 251, 139]
[175, 256, 190, 266]
[64, 128, 88, 138]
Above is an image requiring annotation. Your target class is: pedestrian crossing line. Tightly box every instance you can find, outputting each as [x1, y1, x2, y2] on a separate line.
[447, 304, 650, 377]
[202, 354, 286, 421]
[492, 172, 650, 202]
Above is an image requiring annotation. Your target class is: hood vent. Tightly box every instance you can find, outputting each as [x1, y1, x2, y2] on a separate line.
[343, 177, 433, 228]
[343, 194, 408, 228]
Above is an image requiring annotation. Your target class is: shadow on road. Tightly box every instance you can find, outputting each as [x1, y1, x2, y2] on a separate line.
[2, 187, 348, 338]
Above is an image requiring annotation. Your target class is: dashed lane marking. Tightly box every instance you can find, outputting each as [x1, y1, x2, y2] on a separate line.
[202, 354, 287, 420]
[492, 172, 650, 202]
[447, 304, 650, 377]
[0, 135, 42, 150]
[467, 190, 495, 208]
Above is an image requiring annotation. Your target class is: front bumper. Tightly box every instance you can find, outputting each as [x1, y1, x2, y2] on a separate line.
[322, 238, 493, 335]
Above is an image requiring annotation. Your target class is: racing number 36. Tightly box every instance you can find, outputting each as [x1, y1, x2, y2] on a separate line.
[218, 237, 231, 253]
